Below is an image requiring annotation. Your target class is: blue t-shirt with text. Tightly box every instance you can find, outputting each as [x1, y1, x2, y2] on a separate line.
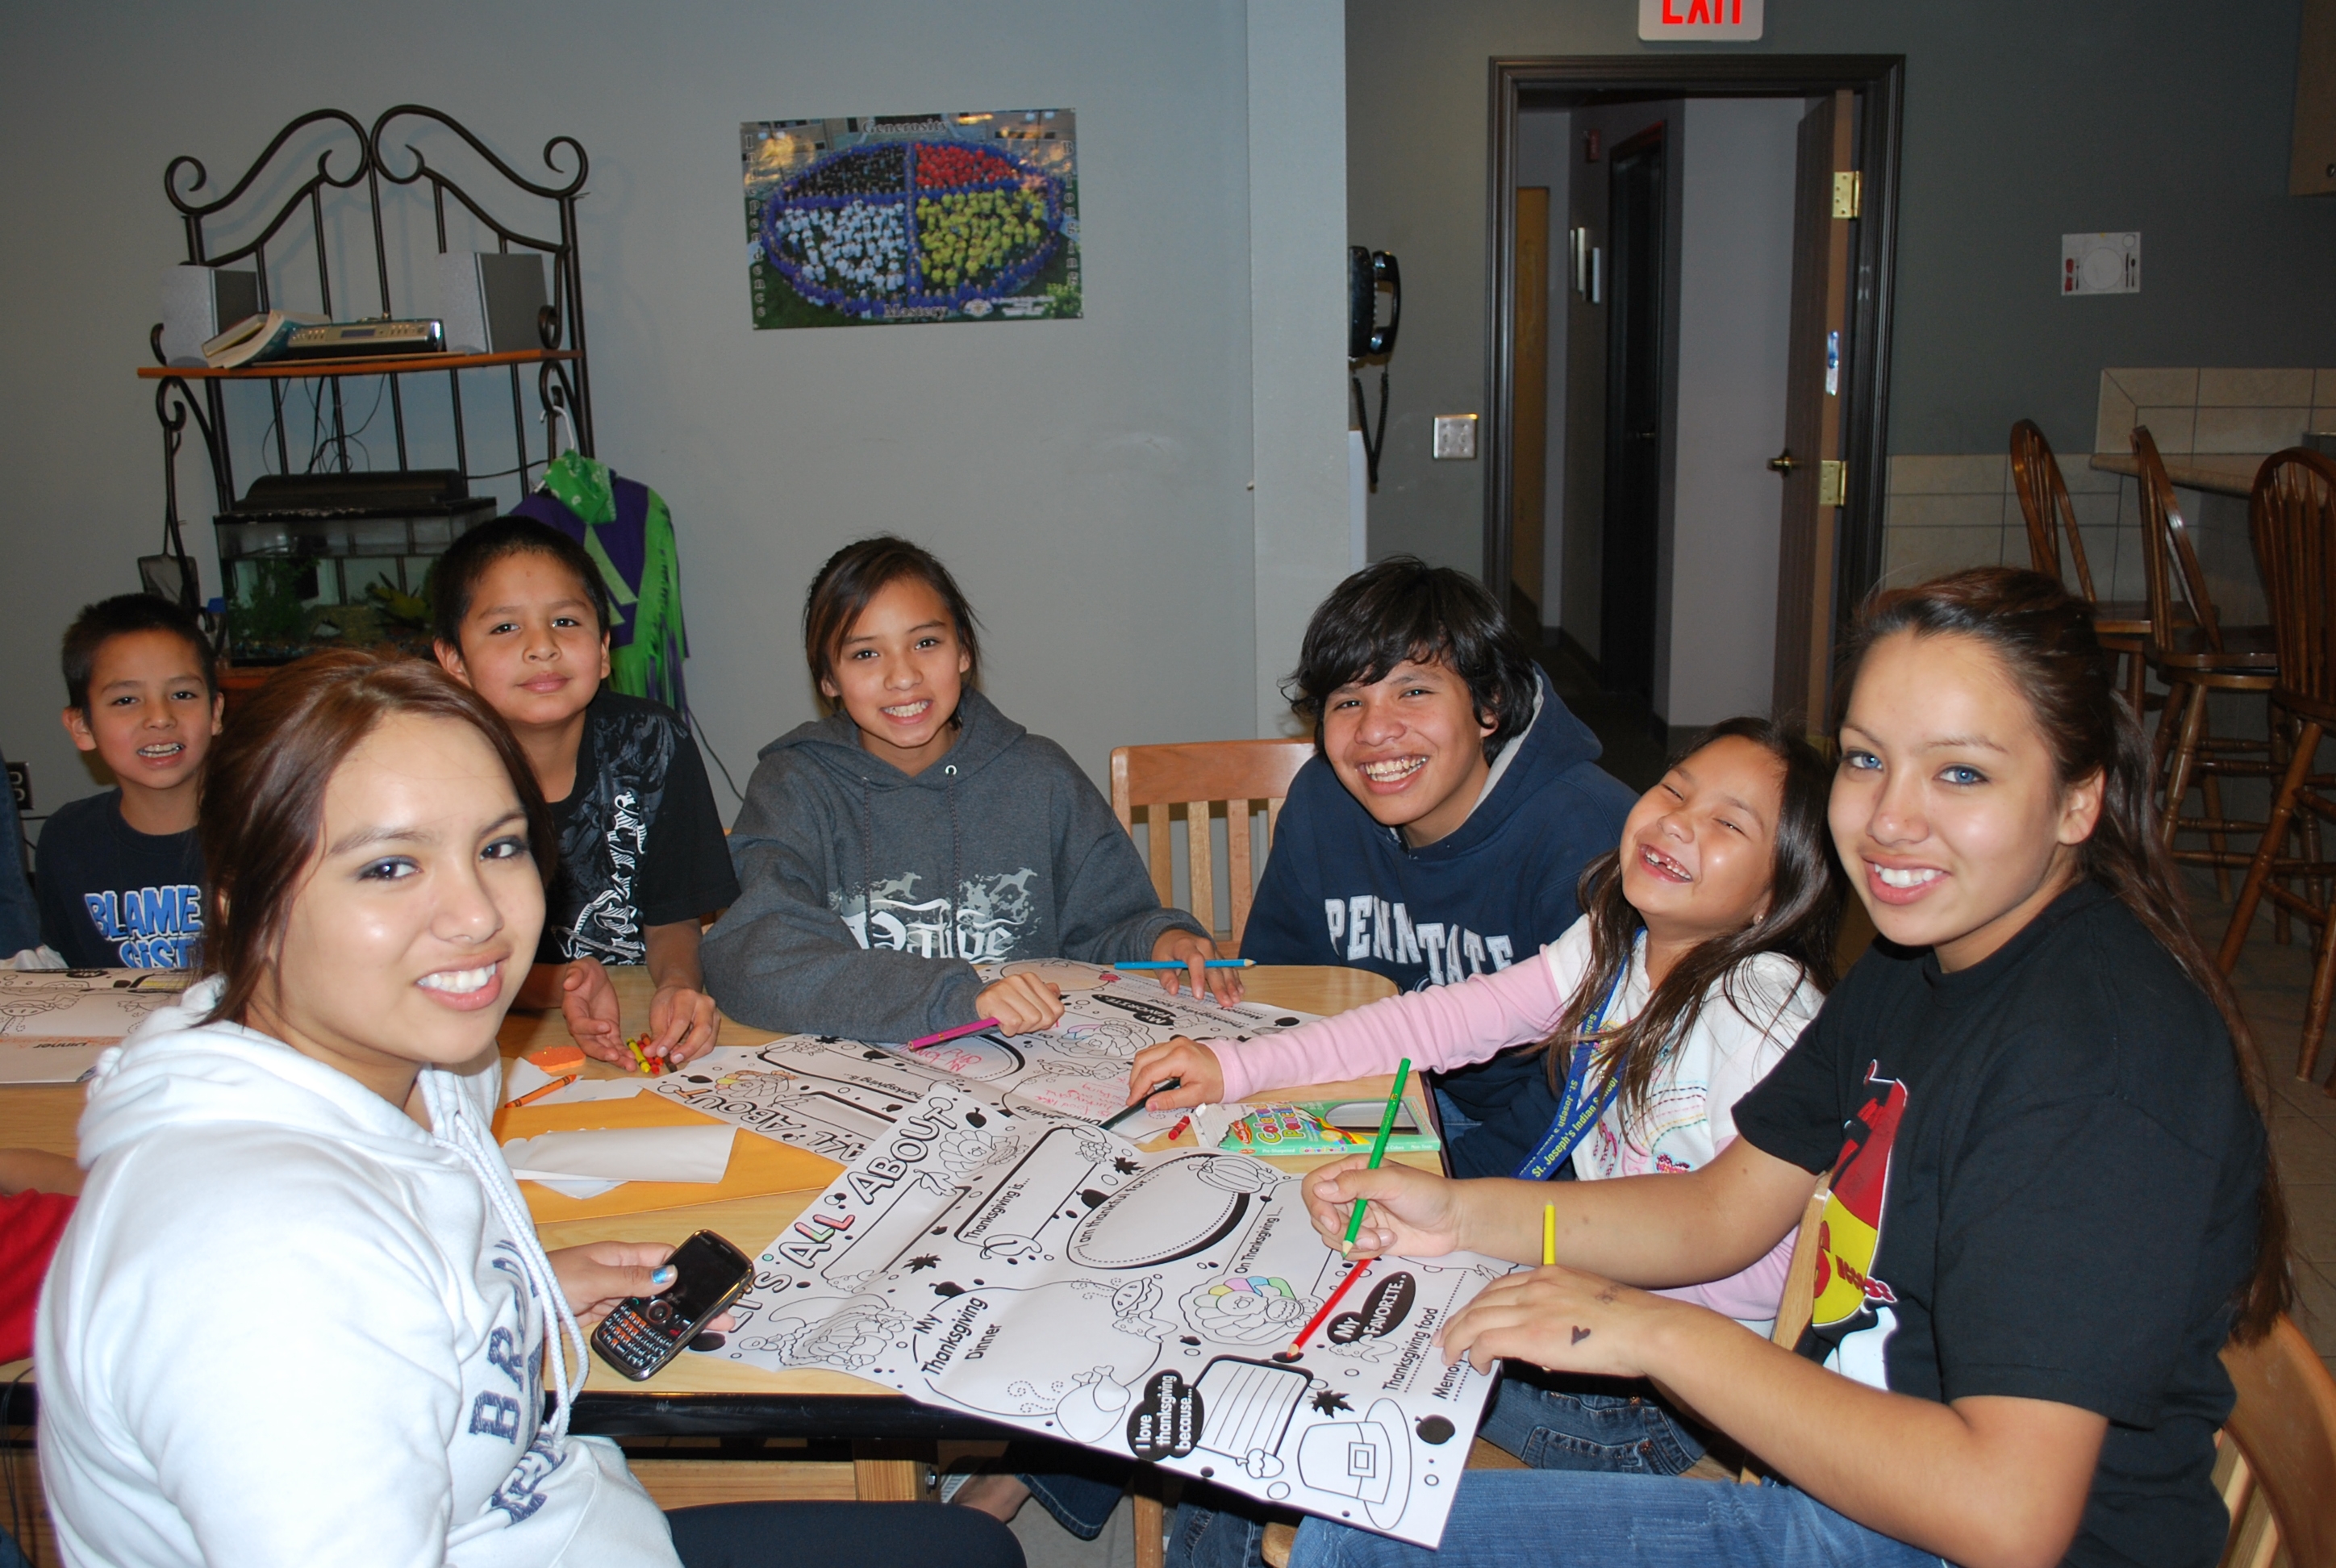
[35, 790, 204, 969]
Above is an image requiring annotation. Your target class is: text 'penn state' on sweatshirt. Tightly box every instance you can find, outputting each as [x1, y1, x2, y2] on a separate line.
[1240, 669, 1637, 1125]
[703, 687, 1207, 1044]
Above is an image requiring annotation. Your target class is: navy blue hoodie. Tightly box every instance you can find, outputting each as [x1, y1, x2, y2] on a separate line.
[1241, 671, 1635, 1170]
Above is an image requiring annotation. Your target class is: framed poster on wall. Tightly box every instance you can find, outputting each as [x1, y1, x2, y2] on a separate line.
[742, 109, 1081, 327]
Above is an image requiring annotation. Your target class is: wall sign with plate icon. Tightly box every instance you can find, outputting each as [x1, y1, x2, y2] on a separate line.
[2063, 231, 2140, 295]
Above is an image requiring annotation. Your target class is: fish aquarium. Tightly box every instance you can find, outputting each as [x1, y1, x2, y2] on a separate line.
[215, 471, 497, 664]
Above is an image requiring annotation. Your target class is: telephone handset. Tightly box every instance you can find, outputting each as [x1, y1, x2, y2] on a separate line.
[1349, 248, 1400, 491]
[1348, 247, 1401, 362]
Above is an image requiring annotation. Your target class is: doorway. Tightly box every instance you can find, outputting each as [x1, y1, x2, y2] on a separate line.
[1487, 57, 1903, 740]
[1600, 123, 1666, 707]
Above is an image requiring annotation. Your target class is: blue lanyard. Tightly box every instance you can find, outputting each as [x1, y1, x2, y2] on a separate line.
[1512, 959, 1630, 1182]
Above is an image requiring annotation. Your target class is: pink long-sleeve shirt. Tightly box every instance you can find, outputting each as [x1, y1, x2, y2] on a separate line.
[1204, 915, 1821, 1328]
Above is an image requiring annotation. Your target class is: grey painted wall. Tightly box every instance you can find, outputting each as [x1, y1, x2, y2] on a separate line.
[1349, 0, 2336, 576]
[2, 1, 1352, 853]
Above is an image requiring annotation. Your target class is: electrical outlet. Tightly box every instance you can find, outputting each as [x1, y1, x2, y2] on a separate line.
[1433, 415, 1479, 461]
[5, 761, 27, 813]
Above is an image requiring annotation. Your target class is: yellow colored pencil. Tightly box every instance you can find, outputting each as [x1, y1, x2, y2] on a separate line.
[1542, 1203, 1556, 1267]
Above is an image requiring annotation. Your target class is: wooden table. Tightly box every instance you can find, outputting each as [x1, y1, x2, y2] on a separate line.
[2, 965, 1412, 1534]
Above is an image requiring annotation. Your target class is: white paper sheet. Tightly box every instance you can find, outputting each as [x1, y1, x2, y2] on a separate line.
[708, 1086, 1511, 1549]
[501, 1124, 736, 1200]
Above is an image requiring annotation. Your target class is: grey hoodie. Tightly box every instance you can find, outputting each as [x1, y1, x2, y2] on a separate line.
[703, 688, 1206, 1040]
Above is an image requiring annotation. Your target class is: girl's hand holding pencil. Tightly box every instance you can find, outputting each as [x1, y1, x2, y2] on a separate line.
[1300, 1154, 1466, 1259]
[972, 972, 1065, 1036]
[1122, 1038, 1224, 1110]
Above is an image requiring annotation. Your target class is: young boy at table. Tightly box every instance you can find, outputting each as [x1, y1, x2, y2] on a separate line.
[433, 517, 738, 1067]
[37, 594, 221, 970]
[1240, 559, 1635, 1172]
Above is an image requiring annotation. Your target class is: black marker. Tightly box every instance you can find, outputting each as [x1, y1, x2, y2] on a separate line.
[1099, 1078, 1181, 1132]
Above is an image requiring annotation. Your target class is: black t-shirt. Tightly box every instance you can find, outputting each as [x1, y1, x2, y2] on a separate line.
[1733, 882, 2264, 1568]
[33, 790, 205, 969]
[538, 691, 740, 966]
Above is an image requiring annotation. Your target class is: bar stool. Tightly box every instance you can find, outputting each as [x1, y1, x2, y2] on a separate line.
[2134, 426, 2278, 898]
[2011, 419, 2150, 715]
[2220, 448, 2336, 1088]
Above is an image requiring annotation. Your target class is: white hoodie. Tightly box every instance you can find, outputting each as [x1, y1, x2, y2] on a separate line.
[35, 978, 678, 1568]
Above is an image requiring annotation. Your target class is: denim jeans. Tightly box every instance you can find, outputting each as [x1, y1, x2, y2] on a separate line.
[1007, 1441, 1132, 1541]
[1165, 1374, 1701, 1568]
[1287, 1470, 1948, 1568]
[1477, 1370, 1705, 1475]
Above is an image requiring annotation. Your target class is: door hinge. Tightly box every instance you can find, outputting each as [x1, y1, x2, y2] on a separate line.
[1832, 171, 1861, 219]
[1818, 459, 1847, 507]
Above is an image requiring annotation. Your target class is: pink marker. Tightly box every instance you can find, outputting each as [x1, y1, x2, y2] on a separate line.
[904, 1017, 1001, 1052]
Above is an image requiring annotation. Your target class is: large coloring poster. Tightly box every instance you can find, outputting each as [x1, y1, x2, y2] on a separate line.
[651, 960, 1321, 1149]
[707, 1085, 1511, 1548]
[0, 969, 189, 1082]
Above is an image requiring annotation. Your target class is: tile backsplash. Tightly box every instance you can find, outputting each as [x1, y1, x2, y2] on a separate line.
[2094, 366, 2336, 457]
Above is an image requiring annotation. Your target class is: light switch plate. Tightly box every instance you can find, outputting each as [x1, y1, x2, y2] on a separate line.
[1433, 414, 1479, 461]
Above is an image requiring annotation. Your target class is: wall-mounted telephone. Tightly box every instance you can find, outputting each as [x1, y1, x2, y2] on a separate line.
[1349, 247, 1400, 490]
[1348, 247, 1401, 361]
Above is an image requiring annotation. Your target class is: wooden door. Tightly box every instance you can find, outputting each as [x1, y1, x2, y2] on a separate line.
[1509, 186, 1551, 630]
[1771, 90, 1856, 731]
[1601, 126, 1667, 706]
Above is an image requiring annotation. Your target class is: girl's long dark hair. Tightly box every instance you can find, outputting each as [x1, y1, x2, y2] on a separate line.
[1838, 566, 2292, 1341]
[1549, 717, 1846, 1129]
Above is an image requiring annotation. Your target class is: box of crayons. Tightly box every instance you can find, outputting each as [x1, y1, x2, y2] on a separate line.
[1216, 1099, 1441, 1157]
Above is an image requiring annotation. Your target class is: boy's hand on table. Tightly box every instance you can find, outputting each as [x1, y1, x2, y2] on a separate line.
[1149, 930, 1245, 1005]
[548, 1240, 737, 1332]
[1303, 1155, 1466, 1259]
[975, 974, 1063, 1036]
[1436, 1265, 1674, 1380]
[1124, 1039, 1223, 1110]
[558, 959, 627, 1061]
[646, 984, 719, 1065]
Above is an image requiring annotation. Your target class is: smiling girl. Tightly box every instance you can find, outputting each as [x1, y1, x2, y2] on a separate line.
[704, 536, 1228, 1046]
[35, 652, 1019, 1568]
[1288, 569, 2288, 1568]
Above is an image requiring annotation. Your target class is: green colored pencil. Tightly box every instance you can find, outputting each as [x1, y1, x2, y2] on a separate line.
[1341, 1058, 1412, 1256]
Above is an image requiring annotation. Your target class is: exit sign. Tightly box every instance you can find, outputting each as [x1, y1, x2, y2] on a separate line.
[1640, 0, 1764, 39]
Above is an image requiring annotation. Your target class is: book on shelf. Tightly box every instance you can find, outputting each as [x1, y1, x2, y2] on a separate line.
[201, 310, 327, 369]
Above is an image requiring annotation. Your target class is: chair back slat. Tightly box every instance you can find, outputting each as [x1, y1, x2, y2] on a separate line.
[2217, 1315, 2336, 1568]
[1110, 740, 1314, 951]
[2250, 448, 2336, 710]
[2011, 419, 2098, 599]
[1736, 1178, 1834, 1483]
[2134, 426, 2222, 652]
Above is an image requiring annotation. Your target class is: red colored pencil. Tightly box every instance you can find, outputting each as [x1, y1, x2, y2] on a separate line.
[1276, 1259, 1374, 1361]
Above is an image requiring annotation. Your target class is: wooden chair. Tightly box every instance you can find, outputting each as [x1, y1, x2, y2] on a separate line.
[2012, 419, 2150, 714]
[2221, 448, 2336, 1086]
[2135, 427, 2279, 899]
[2213, 1315, 2336, 1568]
[1109, 740, 1314, 953]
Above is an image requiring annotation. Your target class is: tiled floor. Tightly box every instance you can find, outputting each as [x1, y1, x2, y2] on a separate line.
[2201, 875, 2336, 1381]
